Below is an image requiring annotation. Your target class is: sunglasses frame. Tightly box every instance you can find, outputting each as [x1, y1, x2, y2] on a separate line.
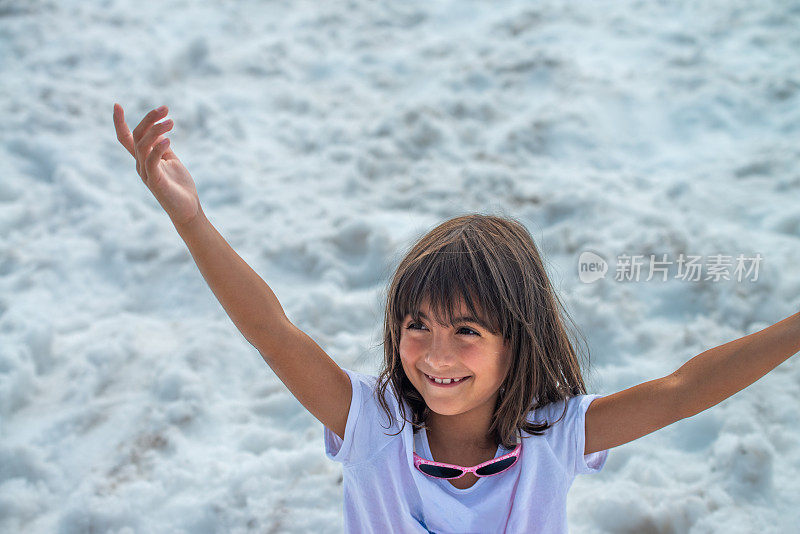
[413, 431, 522, 480]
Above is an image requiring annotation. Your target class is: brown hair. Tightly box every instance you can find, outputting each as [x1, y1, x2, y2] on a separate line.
[375, 213, 593, 450]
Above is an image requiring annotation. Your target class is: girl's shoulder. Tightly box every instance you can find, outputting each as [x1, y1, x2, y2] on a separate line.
[324, 367, 407, 465]
[524, 393, 611, 477]
[344, 367, 379, 387]
[526, 394, 594, 428]
[340, 367, 404, 426]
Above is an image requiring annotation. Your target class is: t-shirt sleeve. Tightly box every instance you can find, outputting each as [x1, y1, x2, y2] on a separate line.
[536, 393, 610, 478]
[323, 367, 397, 466]
[572, 394, 609, 476]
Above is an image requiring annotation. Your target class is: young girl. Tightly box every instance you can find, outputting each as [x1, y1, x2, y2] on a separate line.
[114, 104, 800, 533]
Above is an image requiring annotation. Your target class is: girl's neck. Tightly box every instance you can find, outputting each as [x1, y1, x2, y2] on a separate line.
[425, 408, 497, 452]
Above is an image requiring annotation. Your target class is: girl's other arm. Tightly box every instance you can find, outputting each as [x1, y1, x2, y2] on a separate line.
[671, 310, 800, 420]
[113, 104, 351, 441]
[584, 311, 800, 455]
[173, 212, 351, 441]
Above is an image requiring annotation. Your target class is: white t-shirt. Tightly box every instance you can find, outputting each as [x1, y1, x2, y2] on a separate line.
[324, 368, 609, 534]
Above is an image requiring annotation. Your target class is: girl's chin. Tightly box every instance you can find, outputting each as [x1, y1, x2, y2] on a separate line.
[421, 390, 474, 411]
[424, 404, 467, 416]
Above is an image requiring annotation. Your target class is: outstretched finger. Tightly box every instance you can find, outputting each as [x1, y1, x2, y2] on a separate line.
[113, 103, 136, 157]
[132, 105, 169, 147]
[145, 137, 170, 182]
[136, 119, 174, 163]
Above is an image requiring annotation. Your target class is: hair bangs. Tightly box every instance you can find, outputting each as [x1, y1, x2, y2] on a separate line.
[393, 233, 504, 337]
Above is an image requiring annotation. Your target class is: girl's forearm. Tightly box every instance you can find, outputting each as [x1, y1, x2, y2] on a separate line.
[172, 207, 290, 354]
[674, 310, 800, 419]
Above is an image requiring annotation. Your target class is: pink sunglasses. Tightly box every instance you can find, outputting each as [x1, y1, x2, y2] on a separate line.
[413, 431, 522, 480]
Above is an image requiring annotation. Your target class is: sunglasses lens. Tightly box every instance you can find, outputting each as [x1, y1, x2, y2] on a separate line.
[418, 464, 464, 479]
[475, 456, 517, 476]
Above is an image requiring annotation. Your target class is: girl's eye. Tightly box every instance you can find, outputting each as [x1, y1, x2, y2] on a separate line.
[405, 322, 479, 336]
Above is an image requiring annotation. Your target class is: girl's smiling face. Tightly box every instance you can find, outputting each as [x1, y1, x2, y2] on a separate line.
[399, 299, 511, 417]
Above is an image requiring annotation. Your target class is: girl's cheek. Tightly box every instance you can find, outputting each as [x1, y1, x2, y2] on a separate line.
[400, 334, 423, 352]
[398, 341, 419, 366]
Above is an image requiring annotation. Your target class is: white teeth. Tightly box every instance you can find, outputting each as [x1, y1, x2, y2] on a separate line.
[429, 375, 466, 384]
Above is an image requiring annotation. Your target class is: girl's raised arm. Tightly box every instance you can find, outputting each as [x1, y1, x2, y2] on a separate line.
[670, 310, 800, 419]
[584, 311, 800, 455]
[112, 104, 352, 441]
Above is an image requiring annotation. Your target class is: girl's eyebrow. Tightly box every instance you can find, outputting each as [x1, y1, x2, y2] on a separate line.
[416, 311, 491, 331]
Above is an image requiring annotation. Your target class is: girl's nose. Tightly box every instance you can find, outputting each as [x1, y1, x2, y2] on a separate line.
[424, 335, 458, 365]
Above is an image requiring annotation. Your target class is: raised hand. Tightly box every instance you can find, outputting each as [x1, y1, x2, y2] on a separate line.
[113, 103, 202, 226]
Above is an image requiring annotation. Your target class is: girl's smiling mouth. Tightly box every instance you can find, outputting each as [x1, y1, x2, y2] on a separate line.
[424, 373, 471, 387]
